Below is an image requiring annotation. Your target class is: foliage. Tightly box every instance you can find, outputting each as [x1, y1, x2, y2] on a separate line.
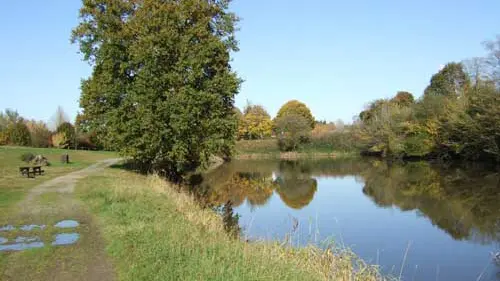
[56, 122, 76, 148]
[238, 103, 273, 140]
[390, 91, 415, 106]
[20, 152, 35, 163]
[275, 100, 315, 129]
[356, 53, 500, 161]
[424, 62, 470, 97]
[311, 122, 336, 138]
[26, 120, 52, 148]
[72, 0, 241, 179]
[5, 122, 31, 146]
[51, 132, 69, 149]
[275, 114, 311, 151]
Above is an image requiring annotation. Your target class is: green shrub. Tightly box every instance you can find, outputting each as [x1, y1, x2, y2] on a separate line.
[20, 152, 35, 163]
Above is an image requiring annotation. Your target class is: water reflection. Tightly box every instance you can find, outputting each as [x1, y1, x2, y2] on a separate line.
[202, 159, 500, 245]
[360, 161, 500, 244]
[197, 159, 500, 281]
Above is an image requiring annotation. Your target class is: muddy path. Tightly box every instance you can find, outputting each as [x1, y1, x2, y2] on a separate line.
[0, 158, 121, 281]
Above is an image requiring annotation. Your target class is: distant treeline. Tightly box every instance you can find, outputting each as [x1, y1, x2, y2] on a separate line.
[238, 36, 500, 162]
[353, 37, 500, 162]
[0, 106, 105, 150]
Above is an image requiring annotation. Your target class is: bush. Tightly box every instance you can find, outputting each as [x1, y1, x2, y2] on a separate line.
[76, 133, 97, 150]
[52, 132, 68, 149]
[21, 152, 35, 163]
[308, 131, 360, 152]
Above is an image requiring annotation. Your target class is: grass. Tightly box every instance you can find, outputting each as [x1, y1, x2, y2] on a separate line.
[235, 139, 359, 159]
[77, 167, 388, 281]
[0, 146, 117, 209]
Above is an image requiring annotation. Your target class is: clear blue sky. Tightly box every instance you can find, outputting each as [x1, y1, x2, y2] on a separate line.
[1, 0, 499, 124]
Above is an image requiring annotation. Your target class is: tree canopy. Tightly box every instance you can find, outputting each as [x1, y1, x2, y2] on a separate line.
[238, 103, 273, 140]
[424, 63, 470, 97]
[275, 100, 315, 129]
[72, 0, 241, 178]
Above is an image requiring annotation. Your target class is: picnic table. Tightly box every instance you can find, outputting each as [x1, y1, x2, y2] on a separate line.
[19, 166, 45, 178]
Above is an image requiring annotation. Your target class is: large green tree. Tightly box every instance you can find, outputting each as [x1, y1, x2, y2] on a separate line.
[424, 62, 470, 97]
[72, 0, 240, 178]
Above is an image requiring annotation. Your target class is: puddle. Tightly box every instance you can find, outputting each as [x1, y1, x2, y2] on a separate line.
[15, 236, 40, 243]
[0, 242, 45, 251]
[52, 233, 80, 246]
[19, 225, 46, 231]
[54, 220, 79, 229]
[0, 225, 15, 232]
[0, 237, 7, 244]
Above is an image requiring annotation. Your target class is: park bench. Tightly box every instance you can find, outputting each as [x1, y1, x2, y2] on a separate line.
[19, 166, 45, 178]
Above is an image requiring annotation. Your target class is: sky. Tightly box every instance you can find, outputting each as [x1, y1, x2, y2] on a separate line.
[1, 1, 499, 124]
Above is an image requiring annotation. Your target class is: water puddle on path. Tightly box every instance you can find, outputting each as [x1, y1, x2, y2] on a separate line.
[52, 233, 80, 246]
[54, 220, 79, 229]
[0, 236, 44, 252]
[20, 225, 46, 231]
[0, 220, 81, 252]
[0, 225, 46, 232]
[0, 225, 15, 232]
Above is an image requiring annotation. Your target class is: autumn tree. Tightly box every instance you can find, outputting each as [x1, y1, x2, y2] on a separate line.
[391, 91, 415, 106]
[56, 122, 76, 149]
[72, 0, 240, 178]
[26, 120, 51, 148]
[238, 103, 273, 140]
[0, 109, 31, 146]
[275, 100, 315, 129]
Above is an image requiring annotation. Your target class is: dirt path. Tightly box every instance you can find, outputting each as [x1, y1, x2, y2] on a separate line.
[0, 158, 121, 281]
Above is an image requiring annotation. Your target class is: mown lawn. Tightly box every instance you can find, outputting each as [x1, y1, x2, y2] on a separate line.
[0, 146, 117, 209]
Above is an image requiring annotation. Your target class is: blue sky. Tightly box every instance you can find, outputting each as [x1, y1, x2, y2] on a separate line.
[1, 1, 499, 124]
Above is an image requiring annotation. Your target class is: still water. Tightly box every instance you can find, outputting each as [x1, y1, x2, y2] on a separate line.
[200, 159, 500, 281]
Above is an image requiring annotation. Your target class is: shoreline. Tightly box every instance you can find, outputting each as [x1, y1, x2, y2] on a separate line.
[235, 151, 359, 160]
[77, 167, 387, 281]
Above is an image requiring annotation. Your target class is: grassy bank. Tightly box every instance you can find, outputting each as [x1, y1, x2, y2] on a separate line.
[235, 139, 360, 160]
[0, 146, 117, 209]
[77, 167, 387, 281]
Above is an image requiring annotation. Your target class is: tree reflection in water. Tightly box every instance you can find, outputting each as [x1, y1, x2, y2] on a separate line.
[197, 158, 500, 245]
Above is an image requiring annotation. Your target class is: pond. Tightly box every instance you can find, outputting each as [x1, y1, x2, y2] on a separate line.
[198, 159, 500, 281]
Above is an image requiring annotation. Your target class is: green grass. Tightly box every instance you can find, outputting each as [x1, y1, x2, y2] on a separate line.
[235, 139, 359, 159]
[77, 168, 386, 281]
[0, 146, 117, 209]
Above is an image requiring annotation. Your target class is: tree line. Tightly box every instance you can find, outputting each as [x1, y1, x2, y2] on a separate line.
[64, 0, 500, 181]
[0, 106, 103, 150]
[353, 36, 500, 162]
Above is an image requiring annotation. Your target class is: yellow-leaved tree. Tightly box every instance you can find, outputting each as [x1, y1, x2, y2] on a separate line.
[238, 103, 273, 140]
